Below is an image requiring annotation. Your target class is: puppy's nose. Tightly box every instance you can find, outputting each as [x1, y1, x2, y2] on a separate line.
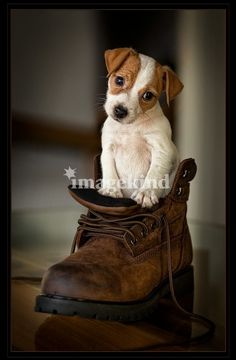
[114, 105, 128, 119]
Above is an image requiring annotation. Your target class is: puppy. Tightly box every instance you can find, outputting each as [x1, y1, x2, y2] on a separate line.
[99, 47, 183, 208]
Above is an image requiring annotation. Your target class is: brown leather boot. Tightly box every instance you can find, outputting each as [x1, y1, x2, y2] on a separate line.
[35, 158, 197, 321]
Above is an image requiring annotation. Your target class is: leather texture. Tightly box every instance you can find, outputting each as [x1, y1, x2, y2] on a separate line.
[41, 157, 197, 303]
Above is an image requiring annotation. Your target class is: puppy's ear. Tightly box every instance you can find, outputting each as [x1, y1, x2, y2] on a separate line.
[104, 48, 137, 77]
[160, 65, 184, 106]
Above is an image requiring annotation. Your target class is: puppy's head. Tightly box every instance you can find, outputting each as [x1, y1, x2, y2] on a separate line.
[104, 47, 184, 124]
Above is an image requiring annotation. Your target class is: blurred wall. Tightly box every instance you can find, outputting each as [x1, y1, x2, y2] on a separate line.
[176, 10, 226, 226]
[11, 10, 102, 211]
[176, 10, 226, 327]
[11, 9, 99, 129]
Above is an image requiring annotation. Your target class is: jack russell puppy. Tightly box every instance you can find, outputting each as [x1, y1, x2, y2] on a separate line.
[99, 47, 183, 208]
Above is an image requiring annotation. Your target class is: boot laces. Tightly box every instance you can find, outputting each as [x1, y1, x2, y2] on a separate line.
[76, 209, 162, 246]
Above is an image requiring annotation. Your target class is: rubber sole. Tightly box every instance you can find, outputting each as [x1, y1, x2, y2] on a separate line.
[35, 265, 194, 322]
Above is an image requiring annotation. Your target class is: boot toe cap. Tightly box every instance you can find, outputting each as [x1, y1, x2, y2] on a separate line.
[41, 260, 122, 301]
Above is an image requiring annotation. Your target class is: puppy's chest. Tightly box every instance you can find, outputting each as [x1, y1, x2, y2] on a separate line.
[112, 132, 148, 155]
[112, 132, 151, 177]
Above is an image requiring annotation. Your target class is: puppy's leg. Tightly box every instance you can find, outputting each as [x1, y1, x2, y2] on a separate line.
[98, 148, 123, 198]
[131, 138, 178, 208]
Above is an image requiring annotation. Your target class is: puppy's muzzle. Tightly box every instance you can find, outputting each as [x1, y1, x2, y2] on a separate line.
[113, 105, 128, 120]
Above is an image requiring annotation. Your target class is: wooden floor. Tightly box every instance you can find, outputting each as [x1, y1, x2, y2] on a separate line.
[11, 279, 225, 352]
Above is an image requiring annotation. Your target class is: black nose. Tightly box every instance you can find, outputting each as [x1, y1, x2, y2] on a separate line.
[114, 105, 128, 119]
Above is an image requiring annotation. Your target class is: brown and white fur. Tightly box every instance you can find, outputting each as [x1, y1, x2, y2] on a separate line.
[99, 48, 183, 208]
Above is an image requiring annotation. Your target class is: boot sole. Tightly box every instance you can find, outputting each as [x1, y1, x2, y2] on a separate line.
[35, 265, 193, 322]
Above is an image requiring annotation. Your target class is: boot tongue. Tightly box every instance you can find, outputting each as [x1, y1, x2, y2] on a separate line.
[68, 186, 140, 216]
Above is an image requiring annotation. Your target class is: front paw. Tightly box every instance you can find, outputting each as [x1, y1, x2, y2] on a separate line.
[98, 187, 123, 198]
[131, 189, 160, 208]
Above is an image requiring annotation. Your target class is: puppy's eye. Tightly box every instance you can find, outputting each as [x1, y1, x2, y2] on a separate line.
[142, 91, 154, 101]
[115, 76, 124, 86]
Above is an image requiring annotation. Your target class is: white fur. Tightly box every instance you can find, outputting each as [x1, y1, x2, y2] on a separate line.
[100, 53, 179, 208]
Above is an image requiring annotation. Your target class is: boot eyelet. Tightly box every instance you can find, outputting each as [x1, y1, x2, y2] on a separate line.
[182, 169, 188, 178]
[176, 187, 182, 196]
[130, 238, 138, 246]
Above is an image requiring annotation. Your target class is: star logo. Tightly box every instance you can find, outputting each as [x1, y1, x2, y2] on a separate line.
[64, 166, 77, 180]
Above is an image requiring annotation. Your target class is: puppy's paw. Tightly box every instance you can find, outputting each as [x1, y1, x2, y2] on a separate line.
[98, 187, 123, 198]
[131, 189, 159, 208]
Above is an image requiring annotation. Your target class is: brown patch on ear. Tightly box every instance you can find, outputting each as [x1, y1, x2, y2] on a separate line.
[160, 65, 184, 106]
[104, 48, 137, 77]
[107, 50, 141, 95]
